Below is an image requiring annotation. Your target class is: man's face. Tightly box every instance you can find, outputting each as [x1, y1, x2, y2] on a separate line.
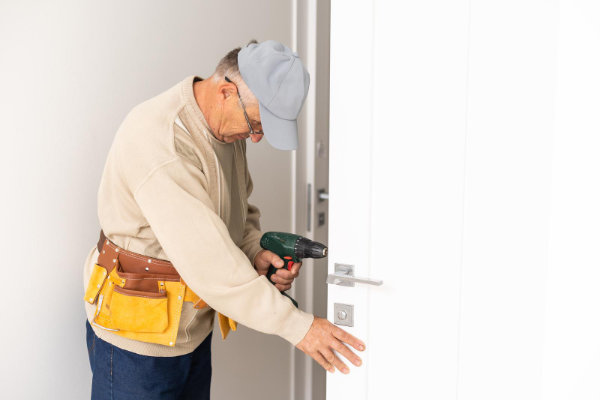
[221, 83, 264, 144]
[225, 102, 264, 144]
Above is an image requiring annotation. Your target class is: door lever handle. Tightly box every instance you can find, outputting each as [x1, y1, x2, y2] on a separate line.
[318, 189, 329, 202]
[326, 263, 383, 287]
[326, 274, 383, 286]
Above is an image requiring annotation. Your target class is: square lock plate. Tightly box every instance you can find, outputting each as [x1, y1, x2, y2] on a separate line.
[334, 303, 354, 327]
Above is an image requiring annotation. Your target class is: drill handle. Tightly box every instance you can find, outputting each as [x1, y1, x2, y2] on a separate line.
[266, 256, 299, 308]
[266, 264, 278, 283]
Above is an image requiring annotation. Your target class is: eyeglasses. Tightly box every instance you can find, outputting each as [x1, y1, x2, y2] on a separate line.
[225, 76, 263, 136]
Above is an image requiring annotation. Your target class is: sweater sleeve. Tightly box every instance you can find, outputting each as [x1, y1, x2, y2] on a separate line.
[133, 157, 314, 346]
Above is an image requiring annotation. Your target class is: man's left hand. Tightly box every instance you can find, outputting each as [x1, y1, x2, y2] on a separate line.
[253, 250, 301, 292]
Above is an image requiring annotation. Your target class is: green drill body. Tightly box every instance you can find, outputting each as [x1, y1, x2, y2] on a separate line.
[260, 232, 328, 308]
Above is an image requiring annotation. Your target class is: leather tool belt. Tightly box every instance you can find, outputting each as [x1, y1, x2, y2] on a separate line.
[83, 230, 237, 346]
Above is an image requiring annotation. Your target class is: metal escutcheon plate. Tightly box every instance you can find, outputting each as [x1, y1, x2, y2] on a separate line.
[334, 303, 354, 327]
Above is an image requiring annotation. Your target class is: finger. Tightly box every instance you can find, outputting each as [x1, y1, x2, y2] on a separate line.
[332, 326, 366, 351]
[319, 348, 349, 374]
[275, 283, 292, 292]
[290, 262, 302, 275]
[270, 274, 293, 285]
[332, 339, 362, 367]
[312, 351, 335, 373]
[269, 253, 284, 268]
[275, 268, 294, 280]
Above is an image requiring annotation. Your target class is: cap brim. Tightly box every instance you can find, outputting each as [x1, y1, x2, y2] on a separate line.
[259, 102, 298, 150]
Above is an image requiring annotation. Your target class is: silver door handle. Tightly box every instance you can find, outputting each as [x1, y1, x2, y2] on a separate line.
[326, 263, 383, 287]
[318, 189, 329, 202]
[327, 274, 383, 286]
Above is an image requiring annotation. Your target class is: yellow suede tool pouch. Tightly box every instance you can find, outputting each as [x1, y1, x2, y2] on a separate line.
[84, 263, 107, 305]
[88, 265, 186, 347]
[84, 234, 239, 346]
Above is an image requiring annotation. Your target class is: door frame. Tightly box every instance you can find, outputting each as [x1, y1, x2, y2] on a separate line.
[291, 0, 331, 399]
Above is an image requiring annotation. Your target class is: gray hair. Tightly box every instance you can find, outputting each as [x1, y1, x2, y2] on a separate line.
[213, 39, 258, 106]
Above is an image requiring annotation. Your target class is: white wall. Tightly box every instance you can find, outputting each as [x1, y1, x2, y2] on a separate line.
[0, 1, 296, 399]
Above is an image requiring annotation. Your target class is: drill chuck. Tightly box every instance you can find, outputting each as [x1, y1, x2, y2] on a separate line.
[295, 236, 328, 259]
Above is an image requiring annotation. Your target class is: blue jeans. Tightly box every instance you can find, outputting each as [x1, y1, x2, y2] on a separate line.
[86, 320, 212, 399]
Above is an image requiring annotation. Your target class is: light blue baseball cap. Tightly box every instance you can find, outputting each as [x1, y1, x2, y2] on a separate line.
[238, 40, 310, 150]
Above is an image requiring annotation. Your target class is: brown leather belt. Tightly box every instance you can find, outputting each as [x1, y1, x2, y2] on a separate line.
[96, 230, 200, 297]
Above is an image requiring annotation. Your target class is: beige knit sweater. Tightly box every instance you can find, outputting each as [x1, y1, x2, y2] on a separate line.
[83, 76, 314, 356]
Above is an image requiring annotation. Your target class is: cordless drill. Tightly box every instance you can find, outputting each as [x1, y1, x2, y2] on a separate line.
[260, 231, 328, 308]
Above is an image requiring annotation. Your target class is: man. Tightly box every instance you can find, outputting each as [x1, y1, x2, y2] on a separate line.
[83, 40, 365, 399]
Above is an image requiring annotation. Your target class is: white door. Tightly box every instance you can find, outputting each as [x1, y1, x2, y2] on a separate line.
[327, 1, 600, 399]
[327, 1, 469, 398]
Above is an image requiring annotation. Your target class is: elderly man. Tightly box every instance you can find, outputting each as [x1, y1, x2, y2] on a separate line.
[82, 40, 364, 399]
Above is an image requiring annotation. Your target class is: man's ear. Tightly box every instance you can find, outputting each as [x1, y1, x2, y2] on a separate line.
[217, 81, 237, 103]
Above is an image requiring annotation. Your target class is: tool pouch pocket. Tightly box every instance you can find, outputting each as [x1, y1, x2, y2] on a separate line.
[93, 267, 170, 334]
[84, 264, 108, 305]
[108, 286, 168, 333]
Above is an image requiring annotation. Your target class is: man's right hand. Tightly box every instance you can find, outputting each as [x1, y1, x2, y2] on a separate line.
[296, 317, 365, 374]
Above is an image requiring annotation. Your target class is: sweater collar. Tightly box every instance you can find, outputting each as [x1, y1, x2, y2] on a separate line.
[181, 75, 231, 146]
[181, 76, 211, 137]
